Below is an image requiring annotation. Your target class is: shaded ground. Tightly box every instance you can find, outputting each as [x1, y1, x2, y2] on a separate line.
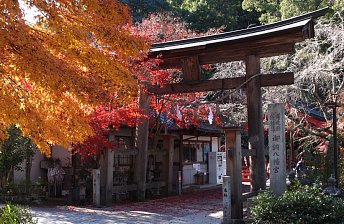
[31, 187, 224, 224]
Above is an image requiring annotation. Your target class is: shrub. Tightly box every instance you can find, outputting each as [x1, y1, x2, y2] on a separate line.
[0, 204, 37, 224]
[251, 185, 344, 224]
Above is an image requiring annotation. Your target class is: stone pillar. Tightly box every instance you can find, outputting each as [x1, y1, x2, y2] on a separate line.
[178, 171, 182, 195]
[93, 169, 100, 207]
[268, 103, 286, 195]
[223, 176, 231, 224]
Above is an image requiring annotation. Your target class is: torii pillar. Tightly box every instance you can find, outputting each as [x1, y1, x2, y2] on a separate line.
[246, 55, 266, 191]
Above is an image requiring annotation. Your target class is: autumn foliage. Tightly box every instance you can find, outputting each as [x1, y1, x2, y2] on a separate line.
[0, 0, 149, 154]
[74, 13, 224, 157]
[1, 0, 223, 157]
[137, 13, 223, 128]
[73, 101, 146, 157]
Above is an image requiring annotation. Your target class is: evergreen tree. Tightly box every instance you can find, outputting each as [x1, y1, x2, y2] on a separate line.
[242, 0, 343, 24]
[167, 0, 260, 32]
[121, 0, 171, 22]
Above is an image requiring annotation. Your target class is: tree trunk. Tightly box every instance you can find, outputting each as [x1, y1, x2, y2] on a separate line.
[25, 157, 33, 195]
[7, 167, 14, 184]
[0, 177, 5, 194]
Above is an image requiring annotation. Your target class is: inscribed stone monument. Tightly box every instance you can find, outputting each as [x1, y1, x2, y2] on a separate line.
[268, 103, 286, 195]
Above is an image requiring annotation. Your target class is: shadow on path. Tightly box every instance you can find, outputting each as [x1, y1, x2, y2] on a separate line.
[32, 187, 223, 224]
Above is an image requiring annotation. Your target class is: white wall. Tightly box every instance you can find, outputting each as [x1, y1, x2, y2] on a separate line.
[196, 146, 203, 162]
[31, 147, 45, 182]
[51, 145, 72, 168]
[183, 135, 211, 141]
[211, 137, 219, 152]
[182, 163, 207, 185]
[183, 135, 219, 152]
[14, 147, 45, 184]
[13, 164, 25, 183]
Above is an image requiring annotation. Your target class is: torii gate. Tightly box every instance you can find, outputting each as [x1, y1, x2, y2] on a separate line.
[134, 8, 327, 208]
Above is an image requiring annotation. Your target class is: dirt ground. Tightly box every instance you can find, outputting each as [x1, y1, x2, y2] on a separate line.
[31, 186, 225, 224]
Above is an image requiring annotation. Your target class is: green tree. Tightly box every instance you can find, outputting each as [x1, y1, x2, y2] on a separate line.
[167, 0, 260, 32]
[0, 126, 36, 193]
[242, 0, 281, 23]
[121, 0, 171, 22]
[280, 0, 327, 20]
[242, 0, 342, 24]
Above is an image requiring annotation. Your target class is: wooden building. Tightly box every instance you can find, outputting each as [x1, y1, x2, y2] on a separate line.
[103, 124, 223, 204]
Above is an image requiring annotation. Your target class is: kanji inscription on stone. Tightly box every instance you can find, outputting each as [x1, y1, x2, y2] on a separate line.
[268, 103, 286, 195]
[222, 176, 231, 224]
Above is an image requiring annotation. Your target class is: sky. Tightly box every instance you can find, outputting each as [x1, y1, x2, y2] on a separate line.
[19, 0, 39, 24]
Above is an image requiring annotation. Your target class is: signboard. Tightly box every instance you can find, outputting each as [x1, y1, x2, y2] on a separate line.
[192, 163, 201, 172]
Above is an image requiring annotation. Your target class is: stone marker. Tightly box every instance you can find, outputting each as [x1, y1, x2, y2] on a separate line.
[93, 169, 100, 207]
[223, 176, 231, 224]
[268, 103, 286, 195]
[178, 171, 182, 195]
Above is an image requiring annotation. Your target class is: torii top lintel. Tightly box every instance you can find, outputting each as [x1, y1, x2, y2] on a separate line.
[148, 8, 328, 70]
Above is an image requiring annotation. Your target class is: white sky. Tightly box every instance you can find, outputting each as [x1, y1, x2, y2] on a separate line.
[19, 0, 40, 24]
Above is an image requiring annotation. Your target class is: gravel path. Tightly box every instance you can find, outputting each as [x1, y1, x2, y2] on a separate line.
[31, 187, 224, 224]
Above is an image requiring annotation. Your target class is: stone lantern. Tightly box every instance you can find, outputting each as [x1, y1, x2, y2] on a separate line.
[323, 175, 341, 196]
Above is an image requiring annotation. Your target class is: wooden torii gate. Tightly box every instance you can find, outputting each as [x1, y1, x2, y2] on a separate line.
[134, 8, 327, 204]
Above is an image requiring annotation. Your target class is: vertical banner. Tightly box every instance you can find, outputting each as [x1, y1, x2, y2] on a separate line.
[268, 103, 286, 195]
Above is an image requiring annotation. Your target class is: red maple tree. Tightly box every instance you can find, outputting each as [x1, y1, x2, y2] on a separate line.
[74, 13, 223, 157]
